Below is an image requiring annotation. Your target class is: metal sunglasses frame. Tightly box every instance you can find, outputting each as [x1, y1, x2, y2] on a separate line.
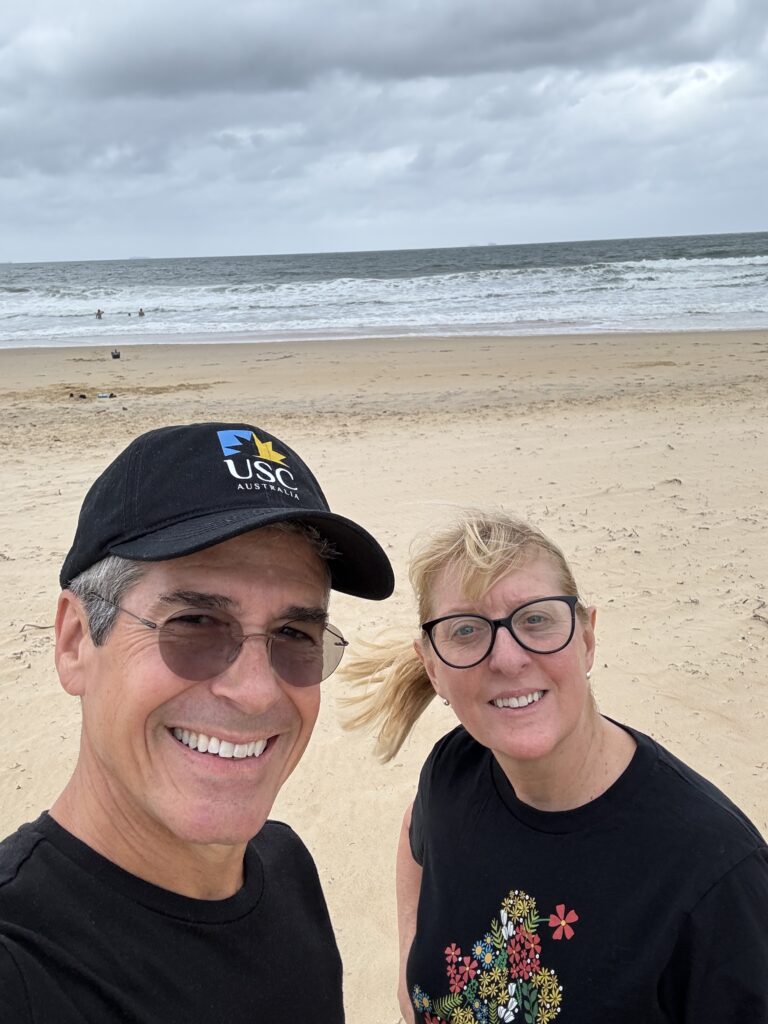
[83, 591, 348, 684]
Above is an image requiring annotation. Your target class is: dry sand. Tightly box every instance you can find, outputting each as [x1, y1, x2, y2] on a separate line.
[1, 330, 766, 1022]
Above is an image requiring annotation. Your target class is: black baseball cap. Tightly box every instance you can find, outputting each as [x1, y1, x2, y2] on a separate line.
[60, 422, 394, 600]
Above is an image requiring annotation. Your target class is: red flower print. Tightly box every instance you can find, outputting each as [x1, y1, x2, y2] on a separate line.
[447, 964, 464, 994]
[424, 1015, 446, 1024]
[457, 956, 479, 985]
[506, 925, 541, 980]
[516, 923, 542, 958]
[444, 942, 462, 965]
[548, 904, 579, 940]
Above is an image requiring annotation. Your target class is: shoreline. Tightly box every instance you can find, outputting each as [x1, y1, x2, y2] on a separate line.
[2, 324, 768, 353]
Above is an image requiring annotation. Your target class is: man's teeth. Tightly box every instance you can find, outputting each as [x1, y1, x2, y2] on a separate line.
[492, 690, 544, 709]
[172, 728, 267, 759]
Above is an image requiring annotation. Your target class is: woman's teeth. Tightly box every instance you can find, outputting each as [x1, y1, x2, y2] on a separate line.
[491, 690, 544, 709]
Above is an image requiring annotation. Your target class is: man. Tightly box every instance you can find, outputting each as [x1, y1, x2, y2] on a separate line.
[0, 422, 393, 1023]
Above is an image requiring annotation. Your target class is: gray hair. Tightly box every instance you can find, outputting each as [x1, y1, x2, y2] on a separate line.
[67, 555, 149, 645]
[66, 521, 338, 646]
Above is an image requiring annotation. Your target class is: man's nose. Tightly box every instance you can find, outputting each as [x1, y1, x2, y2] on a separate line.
[209, 634, 283, 711]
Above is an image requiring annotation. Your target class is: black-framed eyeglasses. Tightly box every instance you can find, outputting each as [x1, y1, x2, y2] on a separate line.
[85, 593, 348, 687]
[422, 595, 579, 669]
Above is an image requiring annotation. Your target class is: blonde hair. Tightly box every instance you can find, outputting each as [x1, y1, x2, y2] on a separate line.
[342, 510, 584, 761]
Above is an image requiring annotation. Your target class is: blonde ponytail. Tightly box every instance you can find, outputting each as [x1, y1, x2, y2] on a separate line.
[341, 632, 435, 762]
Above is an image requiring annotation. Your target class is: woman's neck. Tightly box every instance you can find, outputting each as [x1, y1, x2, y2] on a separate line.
[494, 713, 637, 812]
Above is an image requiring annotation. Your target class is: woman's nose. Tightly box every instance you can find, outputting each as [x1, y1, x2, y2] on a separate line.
[486, 624, 533, 672]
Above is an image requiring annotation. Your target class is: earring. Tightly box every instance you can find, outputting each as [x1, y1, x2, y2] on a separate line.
[443, 698, 450, 706]
[586, 670, 592, 679]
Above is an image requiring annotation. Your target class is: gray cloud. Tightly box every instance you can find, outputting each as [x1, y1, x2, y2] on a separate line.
[0, 0, 766, 261]
[5, 0, 766, 99]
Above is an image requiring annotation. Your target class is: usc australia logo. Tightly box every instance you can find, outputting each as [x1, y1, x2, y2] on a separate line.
[216, 429, 299, 497]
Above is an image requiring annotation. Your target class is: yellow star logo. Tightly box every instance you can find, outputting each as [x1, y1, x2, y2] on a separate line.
[252, 433, 286, 464]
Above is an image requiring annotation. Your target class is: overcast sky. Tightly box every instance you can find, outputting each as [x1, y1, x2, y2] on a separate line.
[1, 0, 767, 262]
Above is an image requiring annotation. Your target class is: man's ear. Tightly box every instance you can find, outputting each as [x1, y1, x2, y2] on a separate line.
[54, 591, 92, 697]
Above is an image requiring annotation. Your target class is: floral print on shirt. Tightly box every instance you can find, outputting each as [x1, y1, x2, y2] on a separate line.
[412, 890, 577, 1024]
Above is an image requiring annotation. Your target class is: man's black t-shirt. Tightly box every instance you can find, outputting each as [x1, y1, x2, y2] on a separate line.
[0, 813, 344, 1023]
[407, 723, 768, 1023]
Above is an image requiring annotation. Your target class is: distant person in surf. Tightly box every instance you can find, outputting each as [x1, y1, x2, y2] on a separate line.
[95, 308, 103, 319]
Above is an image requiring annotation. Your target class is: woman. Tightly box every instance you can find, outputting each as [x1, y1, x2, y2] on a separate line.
[344, 511, 768, 1023]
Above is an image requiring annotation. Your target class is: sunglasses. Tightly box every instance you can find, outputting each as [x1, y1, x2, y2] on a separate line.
[86, 593, 347, 687]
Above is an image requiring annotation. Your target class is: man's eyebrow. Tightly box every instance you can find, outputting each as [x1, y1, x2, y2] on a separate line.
[154, 595, 327, 623]
[156, 591, 234, 610]
[282, 606, 328, 624]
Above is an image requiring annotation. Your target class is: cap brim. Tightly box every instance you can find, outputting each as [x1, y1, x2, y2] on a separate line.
[110, 508, 394, 600]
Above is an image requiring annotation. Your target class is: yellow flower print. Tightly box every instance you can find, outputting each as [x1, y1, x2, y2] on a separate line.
[478, 966, 507, 1001]
[501, 889, 538, 921]
[533, 968, 563, 1008]
[533, 967, 563, 1021]
[450, 1008, 476, 1024]
[537, 1007, 559, 1024]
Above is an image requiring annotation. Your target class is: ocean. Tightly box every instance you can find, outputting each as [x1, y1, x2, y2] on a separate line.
[1, 231, 767, 348]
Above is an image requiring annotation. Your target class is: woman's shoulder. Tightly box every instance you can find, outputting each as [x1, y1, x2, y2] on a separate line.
[411, 728, 495, 861]
[423, 724, 489, 771]
[623, 723, 765, 857]
[415, 726, 492, 804]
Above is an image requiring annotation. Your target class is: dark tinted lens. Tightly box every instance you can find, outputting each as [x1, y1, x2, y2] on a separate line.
[157, 616, 236, 681]
[270, 621, 347, 687]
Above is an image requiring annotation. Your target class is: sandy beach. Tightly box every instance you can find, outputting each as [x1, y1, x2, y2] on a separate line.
[1, 329, 766, 1021]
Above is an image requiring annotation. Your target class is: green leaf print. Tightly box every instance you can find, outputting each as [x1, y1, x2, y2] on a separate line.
[521, 979, 539, 1024]
[523, 911, 541, 934]
[433, 993, 462, 1017]
[491, 917, 505, 950]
